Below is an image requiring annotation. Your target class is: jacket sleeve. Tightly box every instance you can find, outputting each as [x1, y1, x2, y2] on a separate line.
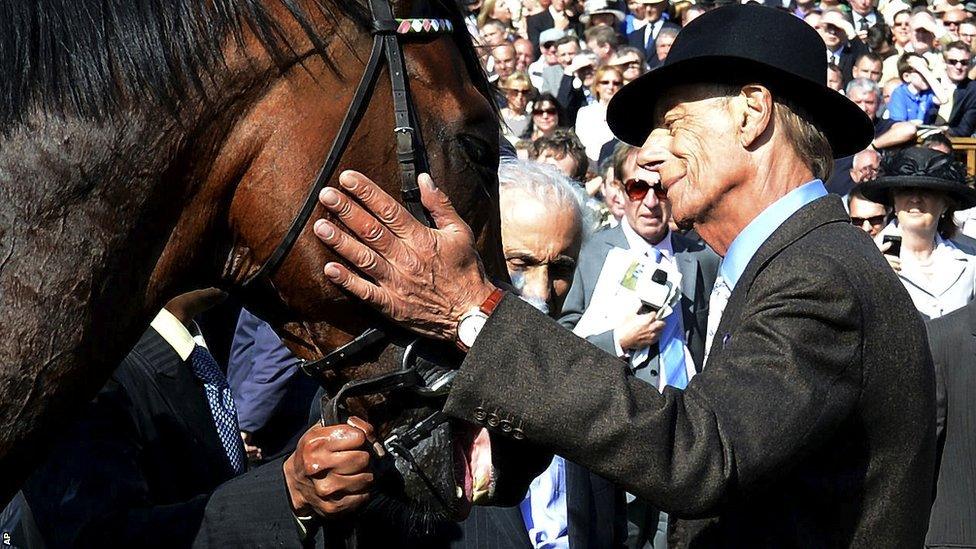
[193, 456, 308, 548]
[445, 252, 863, 517]
[23, 376, 209, 547]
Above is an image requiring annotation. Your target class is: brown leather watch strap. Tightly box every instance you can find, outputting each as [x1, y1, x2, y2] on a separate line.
[479, 287, 506, 316]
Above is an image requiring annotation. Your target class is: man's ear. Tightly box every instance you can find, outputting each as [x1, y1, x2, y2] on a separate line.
[733, 84, 774, 149]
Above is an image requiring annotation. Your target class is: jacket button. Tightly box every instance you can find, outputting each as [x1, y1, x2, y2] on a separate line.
[487, 413, 500, 427]
[512, 428, 525, 440]
[473, 407, 487, 422]
[499, 419, 512, 433]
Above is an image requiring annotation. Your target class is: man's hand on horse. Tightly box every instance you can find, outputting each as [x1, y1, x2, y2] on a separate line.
[314, 171, 497, 342]
[283, 417, 376, 517]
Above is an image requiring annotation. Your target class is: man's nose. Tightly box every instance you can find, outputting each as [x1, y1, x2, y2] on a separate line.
[637, 129, 672, 172]
[521, 267, 553, 309]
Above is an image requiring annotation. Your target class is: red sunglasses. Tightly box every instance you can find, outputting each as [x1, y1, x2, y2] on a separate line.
[624, 178, 667, 201]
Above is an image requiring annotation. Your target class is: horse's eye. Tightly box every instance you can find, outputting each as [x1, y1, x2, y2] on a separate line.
[458, 134, 493, 166]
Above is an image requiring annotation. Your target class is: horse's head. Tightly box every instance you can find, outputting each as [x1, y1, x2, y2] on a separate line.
[187, 0, 507, 529]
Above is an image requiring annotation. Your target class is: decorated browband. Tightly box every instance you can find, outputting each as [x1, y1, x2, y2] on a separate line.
[396, 18, 455, 35]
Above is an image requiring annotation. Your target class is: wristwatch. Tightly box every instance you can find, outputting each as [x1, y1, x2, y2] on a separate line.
[455, 287, 505, 352]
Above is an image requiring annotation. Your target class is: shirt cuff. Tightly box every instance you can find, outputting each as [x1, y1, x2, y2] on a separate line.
[612, 329, 627, 358]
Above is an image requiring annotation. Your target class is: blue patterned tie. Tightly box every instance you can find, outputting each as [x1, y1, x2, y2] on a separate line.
[652, 248, 689, 390]
[189, 345, 247, 475]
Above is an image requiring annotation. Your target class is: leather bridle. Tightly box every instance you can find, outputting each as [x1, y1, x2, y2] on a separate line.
[239, 0, 469, 511]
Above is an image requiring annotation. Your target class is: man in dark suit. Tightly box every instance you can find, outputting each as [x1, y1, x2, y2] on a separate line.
[817, 9, 870, 86]
[22, 289, 247, 547]
[943, 41, 976, 137]
[625, 0, 680, 62]
[925, 300, 976, 548]
[527, 0, 580, 53]
[312, 4, 937, 548]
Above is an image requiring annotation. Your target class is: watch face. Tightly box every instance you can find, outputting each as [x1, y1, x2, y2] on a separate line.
[458, 312, 488, 347]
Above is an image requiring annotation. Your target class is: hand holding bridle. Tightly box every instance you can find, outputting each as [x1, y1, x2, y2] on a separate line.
[313, 171, 497, 342]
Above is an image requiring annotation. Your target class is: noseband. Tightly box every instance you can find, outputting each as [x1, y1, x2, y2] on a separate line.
[239, 0, 466, 513]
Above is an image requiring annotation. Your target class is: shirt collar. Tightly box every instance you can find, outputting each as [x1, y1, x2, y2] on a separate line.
[621, 216, 673, 259]
[721, 180, 827, 290]
[149, 309, 208, 361]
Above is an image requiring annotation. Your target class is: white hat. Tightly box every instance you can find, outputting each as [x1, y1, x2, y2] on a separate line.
[539, 28, 568, 47]
[581, 0, 626, 25]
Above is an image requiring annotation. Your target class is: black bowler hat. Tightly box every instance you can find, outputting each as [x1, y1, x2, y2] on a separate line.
[860, 147, 976, 209]
[606, 3, 873, 158]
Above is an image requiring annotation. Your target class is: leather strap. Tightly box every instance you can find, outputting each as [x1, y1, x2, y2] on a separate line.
[242, 31, 387, 288]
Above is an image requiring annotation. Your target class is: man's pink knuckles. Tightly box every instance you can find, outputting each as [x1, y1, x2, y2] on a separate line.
[362, 223, 387, 244]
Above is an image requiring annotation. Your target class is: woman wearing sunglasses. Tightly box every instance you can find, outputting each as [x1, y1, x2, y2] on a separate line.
[861, 147, 976, 319]
[529, 93, 565, 141]
[574, 65, 624, 165]
[500, 72, 536, 145]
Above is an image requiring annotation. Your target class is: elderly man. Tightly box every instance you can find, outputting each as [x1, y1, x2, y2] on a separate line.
[527, 28, 568, 94]
[491, 42, 518, 81]
[313, 5, 936, 547]
[451, 158, 627, 547]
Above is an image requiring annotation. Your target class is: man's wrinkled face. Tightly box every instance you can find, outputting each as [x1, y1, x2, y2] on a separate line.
[501, 188, 581, 317]
[848, 87, 879, 120]
[638, 85, 749, 229]
[853, 57, 883, 81]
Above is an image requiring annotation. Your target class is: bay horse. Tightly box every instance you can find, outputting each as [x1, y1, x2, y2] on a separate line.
[0, 0, 523, 530]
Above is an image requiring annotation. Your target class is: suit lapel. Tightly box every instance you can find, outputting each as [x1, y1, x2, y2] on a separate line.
[713, 195, 849, 358]
[139, 328, 234, 477]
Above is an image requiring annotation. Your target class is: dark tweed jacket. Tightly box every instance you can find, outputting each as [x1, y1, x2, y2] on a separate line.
[445, 195, 937, 548]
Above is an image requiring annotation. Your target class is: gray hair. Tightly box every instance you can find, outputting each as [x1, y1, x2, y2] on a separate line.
[845, 77, 881, 99]
[498, 158, 597, 238]
[657, 26, 680, 43]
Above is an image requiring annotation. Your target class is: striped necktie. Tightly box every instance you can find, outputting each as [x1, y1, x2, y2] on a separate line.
[189, 345, 247, 475]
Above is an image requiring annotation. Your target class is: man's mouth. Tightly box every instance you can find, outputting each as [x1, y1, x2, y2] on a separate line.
[452, 423, 493, 517]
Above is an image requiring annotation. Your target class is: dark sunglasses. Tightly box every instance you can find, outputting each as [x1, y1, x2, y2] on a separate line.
[851, 215, 886, 226]
[599, 80, 623, 86]
[533, 108, 557, 115]
[947, 58, 970, 66]
[506, 88, 531, 96]
[624, 178, 667, 201]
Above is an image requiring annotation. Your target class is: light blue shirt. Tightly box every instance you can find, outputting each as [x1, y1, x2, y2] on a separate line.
[720, 180, 827, 290]
[520, 456, 570, 549]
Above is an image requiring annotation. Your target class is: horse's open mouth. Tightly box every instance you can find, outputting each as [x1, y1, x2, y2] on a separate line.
[452, 422, 492, 518]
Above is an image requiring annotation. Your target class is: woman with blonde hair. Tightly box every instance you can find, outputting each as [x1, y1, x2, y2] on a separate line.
[500, 72, 536, 144]
[573, 65, 623, 164]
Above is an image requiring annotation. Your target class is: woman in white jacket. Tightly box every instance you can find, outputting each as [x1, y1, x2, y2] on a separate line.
[861, 147, 976, 319]
[574, 65, 623, 165]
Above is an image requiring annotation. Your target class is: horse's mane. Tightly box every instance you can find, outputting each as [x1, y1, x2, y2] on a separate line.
[0, 0, 490, 130]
